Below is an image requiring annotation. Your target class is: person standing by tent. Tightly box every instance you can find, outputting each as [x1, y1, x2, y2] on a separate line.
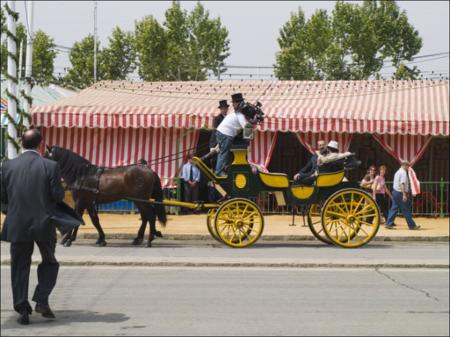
[372, 165, 392, 224]
[181, 152, 201, 210]
[385, 160, 421, 230]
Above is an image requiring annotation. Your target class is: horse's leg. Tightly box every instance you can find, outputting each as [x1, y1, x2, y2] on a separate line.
[63, 201, 85, 247]
[87, 204, 107, 247]
[147, 206, 157, 248]
[132, 203, 147, 245]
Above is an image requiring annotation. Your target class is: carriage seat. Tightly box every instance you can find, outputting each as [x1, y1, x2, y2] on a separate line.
[315, 170, 345, 187]
[291, 185, 315, 199]
[259, 172, 289, 188]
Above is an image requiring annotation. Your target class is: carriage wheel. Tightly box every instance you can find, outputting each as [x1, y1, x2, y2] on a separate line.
[214, 198, 264, 248]
[307, 203, 332, 244]
[206, 208, 222, 243]
[321, 189, 380, 248]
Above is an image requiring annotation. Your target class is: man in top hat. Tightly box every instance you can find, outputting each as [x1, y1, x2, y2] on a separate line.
[209, 99, 229, 151]
[214, 93, 256, 176]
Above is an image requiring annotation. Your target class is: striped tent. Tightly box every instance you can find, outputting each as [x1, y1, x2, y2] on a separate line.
[32, 80, 449, 185]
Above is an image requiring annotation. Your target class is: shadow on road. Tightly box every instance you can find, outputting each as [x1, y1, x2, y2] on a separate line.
[1, 310, 129, 329]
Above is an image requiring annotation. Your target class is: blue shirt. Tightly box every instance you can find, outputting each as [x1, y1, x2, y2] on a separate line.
[181, 162, 201, 183]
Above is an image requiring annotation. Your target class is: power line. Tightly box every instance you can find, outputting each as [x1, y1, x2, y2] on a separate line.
[23, 0, 33, 40]
[89, 81, 447, 102]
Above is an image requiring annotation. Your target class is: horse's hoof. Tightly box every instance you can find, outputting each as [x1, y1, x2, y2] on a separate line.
[146, 241, 152, 248]
[63, 240, 72, 247]
[132, 238, 143, 245]
[155, 231, 163, 238]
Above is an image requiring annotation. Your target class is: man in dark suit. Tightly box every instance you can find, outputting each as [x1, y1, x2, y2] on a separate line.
[209, 99, 229, 151]
[1, 129, 75, 325]
[294, 140, 326, 184]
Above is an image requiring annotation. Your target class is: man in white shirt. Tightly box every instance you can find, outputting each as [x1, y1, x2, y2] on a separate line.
[214, 93, 254, 176]
[385, 160, 420, 230]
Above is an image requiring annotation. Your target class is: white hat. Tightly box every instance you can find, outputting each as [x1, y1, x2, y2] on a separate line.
[327, 140, 339, 150]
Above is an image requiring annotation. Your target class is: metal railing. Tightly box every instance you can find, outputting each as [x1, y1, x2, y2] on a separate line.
[93, 179, 449, 217]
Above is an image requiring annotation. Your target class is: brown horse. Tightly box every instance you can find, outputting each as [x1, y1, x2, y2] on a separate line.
[45, 146, 167, 247]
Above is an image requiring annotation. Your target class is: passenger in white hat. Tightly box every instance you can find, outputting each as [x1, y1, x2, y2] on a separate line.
[317, 140, 353, 170]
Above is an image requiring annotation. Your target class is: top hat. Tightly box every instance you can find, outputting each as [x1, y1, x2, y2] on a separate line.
[218, 100, 229, 108]
[231, 93, 244, 102]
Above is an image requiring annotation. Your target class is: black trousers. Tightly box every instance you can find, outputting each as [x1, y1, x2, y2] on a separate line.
[10, 240, 59, 314]
[376, 193, 389, 220]
[184, 182, 199, 203]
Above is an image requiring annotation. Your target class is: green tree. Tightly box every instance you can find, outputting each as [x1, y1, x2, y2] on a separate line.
[102, 26, 136, 80]
[64, 35, 104, 89]
[1, 22, 58, 85]
[274, 9, 314, 80]
[187, 2, 230, 80]
[164, 1, 190, 80]
[134, 15, 168, 81]
[31, 30, 58, 85]
[275, 0, 423, 80]
[134, 1, 230, 81]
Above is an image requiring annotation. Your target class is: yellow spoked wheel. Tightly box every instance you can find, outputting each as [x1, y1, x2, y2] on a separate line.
[321, 189, 380, 248]
[206, 208, 222, 243]
[214, 198, 264, 248]
[307, 203, 332, 244]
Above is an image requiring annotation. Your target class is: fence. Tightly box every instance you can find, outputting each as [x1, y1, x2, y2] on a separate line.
[93, 180, 449, 217]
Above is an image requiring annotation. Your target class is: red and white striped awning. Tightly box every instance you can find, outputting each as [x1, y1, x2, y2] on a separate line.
[32, 80, 449, 136]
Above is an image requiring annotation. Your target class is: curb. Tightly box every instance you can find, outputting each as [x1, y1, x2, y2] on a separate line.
[72, 233, 450, 242]
[1, 259, 448, 269]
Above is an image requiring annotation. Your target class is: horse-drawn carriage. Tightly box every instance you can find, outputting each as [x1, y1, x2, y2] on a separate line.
[48, 126, 380, 249]
[158, 139, 381, 249]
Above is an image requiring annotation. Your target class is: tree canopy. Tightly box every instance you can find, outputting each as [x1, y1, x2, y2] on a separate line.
[275, 0, 423, 80]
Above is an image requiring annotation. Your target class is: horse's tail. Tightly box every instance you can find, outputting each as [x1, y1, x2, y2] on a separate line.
[152, 172, 167, 227]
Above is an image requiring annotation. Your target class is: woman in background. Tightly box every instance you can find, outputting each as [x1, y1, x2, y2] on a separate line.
[372, 165, 392, 224]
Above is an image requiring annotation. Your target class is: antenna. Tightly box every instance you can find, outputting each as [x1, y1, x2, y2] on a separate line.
[93, 0, 97, 83]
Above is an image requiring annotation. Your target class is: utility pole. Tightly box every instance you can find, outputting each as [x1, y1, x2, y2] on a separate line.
[93, 0, 97, 83]
[7, 0, 18, 158]
[24, 0, 34, 128]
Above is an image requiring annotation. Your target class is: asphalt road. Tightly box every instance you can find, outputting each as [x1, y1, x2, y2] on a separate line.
[1, 241, 449, 268]
[1, 266, 449, 336]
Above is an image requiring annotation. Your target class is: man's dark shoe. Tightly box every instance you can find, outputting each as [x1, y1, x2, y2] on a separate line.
[35, 303, 55, 319]
[384, 224, 395, 229]
[409, 225, 421, 230]
[17, 312, 29, 325]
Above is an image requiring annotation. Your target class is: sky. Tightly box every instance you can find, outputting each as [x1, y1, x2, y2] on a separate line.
[3, 0, 449, 80]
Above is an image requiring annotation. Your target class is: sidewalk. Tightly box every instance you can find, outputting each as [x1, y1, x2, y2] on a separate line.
[75, 213, 449, 241]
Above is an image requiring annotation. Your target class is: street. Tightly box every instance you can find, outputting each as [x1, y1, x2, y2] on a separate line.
[0, 266, 448, 336]
[0, 241, 449, 336]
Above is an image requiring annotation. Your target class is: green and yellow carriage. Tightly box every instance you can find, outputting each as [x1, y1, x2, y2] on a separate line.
[158, 142, 380, 249]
